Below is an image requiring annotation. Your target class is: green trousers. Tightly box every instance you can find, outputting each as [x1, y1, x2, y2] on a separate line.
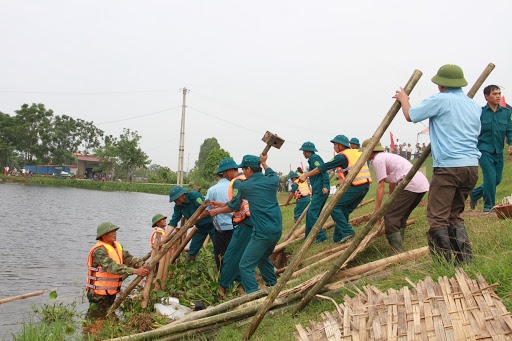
[188, 224, 216, 256]
[332, 184, 369, 243]
[294, 195, 310, 221]
[305, 191, 328, 242]
[471, 151, 503, 210]
[218, 224, 253, 289]
[239, 230, 281, 293]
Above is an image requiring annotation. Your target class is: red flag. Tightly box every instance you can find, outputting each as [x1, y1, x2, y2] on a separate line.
[390, 132, 395, 153]
[500, 95, 507, 107]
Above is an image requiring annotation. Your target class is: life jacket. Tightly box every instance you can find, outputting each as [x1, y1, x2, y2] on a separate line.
[335, 149, 372, 186]
[228, 174, 250, 224]
[293, 178, 311, 200]
[86, 241, 124, 296]
[150, 228, 165, 247]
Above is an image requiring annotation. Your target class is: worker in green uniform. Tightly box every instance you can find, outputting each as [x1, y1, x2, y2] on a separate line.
[299, 142, 329, 243]
[168, 186, 215, 263]
[213, 154, 281, 294]
[283, 172, 311, 221]
[299, 135, 371, 243]
[470, 85, 512, 212]
[209, 158, 254, 296]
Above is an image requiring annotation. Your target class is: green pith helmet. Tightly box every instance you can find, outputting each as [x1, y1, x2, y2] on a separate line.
[169, 186, 188, 202]
[237, 155, 260, 168]
[288, 172, 299, 179]
[216, 158, 238, 173]
[152, 213, 167, 227]
[96, 222, 120, 240]
[431, 64, 468, 88]
[349, 137, 360, 146]
[359, 138, 385, 152]
[299, 141, 317, 152]
[330, 134, 351, 148]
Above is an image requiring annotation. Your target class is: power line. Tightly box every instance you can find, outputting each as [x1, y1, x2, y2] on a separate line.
[96, 106, 182, 125]
[0, 89, 180, 95]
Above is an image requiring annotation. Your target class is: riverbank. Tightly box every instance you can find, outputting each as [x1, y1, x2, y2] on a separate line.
[0, 175, 177, 196]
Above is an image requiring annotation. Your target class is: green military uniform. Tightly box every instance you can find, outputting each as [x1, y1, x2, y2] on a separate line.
[317, 135, 370, 243]
[218, 175, 254, 289]
[168, 191, 216, 256]
[288, 174, 310, 221]
[302, 147, 329, 242]
[228, 155, 282, 294]
[471, 104, 512, 211]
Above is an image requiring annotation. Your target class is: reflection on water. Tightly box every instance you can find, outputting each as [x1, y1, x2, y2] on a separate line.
[0, 183, 171, 339]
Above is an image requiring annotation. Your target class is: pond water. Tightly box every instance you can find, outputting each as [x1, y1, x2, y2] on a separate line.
[0, 183, 172, 339]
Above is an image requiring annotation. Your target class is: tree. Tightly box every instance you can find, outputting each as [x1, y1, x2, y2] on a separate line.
[0, 111, 15, 167]
[201, 148, 231, 183]
[95, 129, 151, 181]
[195, 138, 220, 170]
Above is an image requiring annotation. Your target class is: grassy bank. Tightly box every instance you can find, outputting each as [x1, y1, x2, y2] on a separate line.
[7, 152, 512, 340]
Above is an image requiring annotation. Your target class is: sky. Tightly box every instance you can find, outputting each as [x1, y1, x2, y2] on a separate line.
[2, 1, 512, 174]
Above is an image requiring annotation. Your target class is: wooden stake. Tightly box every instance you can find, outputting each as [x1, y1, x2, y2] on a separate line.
[243, 69, 423, 340]
[0, 288, 57, 305]
[141, 233, 161, 308]
[292, 62, 495, 316]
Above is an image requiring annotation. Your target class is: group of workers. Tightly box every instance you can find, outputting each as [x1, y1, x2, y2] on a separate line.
[85, 63, 512, 320]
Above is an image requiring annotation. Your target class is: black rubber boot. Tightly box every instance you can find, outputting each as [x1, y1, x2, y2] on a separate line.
[448, 224, 473, 265]
[386, 232, 404, 253]
[426, 229, 452, 263]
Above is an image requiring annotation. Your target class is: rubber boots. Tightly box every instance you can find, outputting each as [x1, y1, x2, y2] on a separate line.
[426, 229, 452, 263]
[448, 224, 473, 265]
[185, 255, 196, 264]
[386, 232, 404, 253]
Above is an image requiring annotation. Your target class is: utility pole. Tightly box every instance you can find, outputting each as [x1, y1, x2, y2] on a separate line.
[177, 88, 188, 186]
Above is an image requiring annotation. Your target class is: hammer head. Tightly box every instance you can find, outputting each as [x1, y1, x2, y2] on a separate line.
[262, 131, 285, 150]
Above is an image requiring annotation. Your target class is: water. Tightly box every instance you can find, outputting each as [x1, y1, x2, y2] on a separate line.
[0, 183, 172, 339]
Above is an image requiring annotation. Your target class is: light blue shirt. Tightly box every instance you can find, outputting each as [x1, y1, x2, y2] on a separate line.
[205, 178, 234, 231]
[409, 88, 481, 167]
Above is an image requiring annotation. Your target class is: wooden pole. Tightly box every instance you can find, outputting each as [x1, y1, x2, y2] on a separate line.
[141, 233, 161, 309]
[243, 69, 423, 340]
[0, 288, 57, 305]
[292, 62, 495, 315]
[107, 201, 208, 315]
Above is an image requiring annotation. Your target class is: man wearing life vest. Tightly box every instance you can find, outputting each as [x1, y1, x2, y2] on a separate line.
[349, 137, 360, 150]
[150, 214, 167, 273]
[299, 135, 372, 243]
[283, 172, 311, 221]
[209, 158, 254, 296]
[299, 141, 329, 243]
[86, 222, 149, 317]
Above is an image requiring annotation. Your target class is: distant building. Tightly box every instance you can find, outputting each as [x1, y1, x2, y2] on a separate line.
[77, 155, 101, 178]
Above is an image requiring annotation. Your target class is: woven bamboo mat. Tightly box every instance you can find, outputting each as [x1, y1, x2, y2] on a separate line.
[295, 268, 512, 340]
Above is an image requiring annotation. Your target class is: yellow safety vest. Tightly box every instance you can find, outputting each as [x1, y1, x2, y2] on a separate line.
[336, 149, 372, 186]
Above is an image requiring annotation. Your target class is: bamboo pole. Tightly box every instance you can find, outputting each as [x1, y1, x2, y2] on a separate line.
[107, 201, 208, 315]
[0, 288, 57, 305]
[167, 227, 197, 264]
[243, 69, 423, 340]
[292, 63, 495, 316]
[141, 233, 161, 308]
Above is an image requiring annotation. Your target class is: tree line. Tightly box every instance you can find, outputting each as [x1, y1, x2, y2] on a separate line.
[1, 103, 231, 187]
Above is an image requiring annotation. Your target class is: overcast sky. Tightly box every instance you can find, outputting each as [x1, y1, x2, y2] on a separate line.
[2, 1, 511, 173]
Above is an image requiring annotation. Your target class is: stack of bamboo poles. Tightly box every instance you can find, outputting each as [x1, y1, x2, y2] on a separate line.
[295, 268, 512, 340]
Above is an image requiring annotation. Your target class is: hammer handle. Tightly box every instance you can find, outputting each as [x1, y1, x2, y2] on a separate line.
[262, 144, 271, 156]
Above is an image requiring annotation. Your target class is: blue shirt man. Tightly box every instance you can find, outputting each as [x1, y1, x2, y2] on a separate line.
[394, 64, 479, 265]
[205, 174, 234, 270]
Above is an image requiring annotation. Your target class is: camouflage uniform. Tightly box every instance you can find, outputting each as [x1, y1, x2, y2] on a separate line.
[87, 245, 144, 317]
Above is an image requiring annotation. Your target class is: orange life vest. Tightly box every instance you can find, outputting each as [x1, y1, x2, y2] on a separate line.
[228, 174, 250, 224]
[293, 178, 311, 200]
[86, 241, 124, 296]
[335, 149, 372, 186]
[150, 228, 165, 247]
